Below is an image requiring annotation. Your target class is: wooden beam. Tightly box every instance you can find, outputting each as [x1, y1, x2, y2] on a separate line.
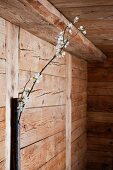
[5, 21, 19, 170]
[66, 54, 72, 170]
[0, 0, 106, 61]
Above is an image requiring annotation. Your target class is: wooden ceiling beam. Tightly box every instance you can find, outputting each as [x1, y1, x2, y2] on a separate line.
[0, 0, 106, 61]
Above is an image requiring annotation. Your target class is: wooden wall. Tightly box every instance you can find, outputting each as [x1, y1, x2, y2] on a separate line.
[0, 17, 6, 169]
[19, 29, 66, 170]
[87, 57, 113, 169]
[71, 57, 87, 170]
[0, 17, 87, 170]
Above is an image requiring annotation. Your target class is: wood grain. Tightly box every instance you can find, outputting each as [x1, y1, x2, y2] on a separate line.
[21, 131, 66, 170]
[5, 21, 19, 170]
[0, 0, 106, 61]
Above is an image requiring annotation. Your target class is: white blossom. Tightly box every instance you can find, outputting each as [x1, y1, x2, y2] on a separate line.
[78, 26, 86, 35]
[82, 30, 86, 35]
[78, 26, 84, 31]
[74, 16, 79, 23]
[33, 73, 43, 83]
[64, 40, 69, 48]
[18, 100, 24, 113]
[66, 22, 73, 34]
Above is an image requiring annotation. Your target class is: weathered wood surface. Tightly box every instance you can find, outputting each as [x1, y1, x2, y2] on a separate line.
[71, 56, 87, 169]
[39, 151, 66, 170]
[0, 18, 6, 170]
[21, 131, 66, 170]
[0, 0, 106, 61]
[49, 0, 113, 57]
[65, 54, 72, 170]
[87, 56, 113, 169]
[5, 21, 19, 170]
[49, 0, 113, 8]
[20, 106, 65, 148]
[19, 28, 67, 169]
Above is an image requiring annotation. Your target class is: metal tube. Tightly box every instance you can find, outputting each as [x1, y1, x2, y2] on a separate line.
[10, 98, 20, 170]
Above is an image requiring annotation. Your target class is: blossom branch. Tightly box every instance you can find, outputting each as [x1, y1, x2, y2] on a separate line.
[18, 16, 86, 122]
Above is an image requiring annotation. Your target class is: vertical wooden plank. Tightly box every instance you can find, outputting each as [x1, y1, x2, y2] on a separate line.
[5, 21, 19, 170]
[66, 54, 72, 170]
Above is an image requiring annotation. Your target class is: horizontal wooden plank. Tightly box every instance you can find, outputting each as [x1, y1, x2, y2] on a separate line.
[0, 141, 5, 162]
[58, 5, 113, 22]
[0, 160, 5, 170]
[0, 59, 5, 74]
[20, 106, 65, 148]
[72, 57, 87, 71]
[87, 151, 113, 169]
[88, 121, 113, 138]
[19, 70, 66, 92]
[88, 80, 113, 95]
[88, 67, 113, 82]
[88, 87, 113, 96]
[0, 107, 5, 122]
[72, 118, 86, 132]
[72, 68, 87, 80]
[0, 0, 106, 61]
[71, 127, 86, 143]
[88, 96, 113, 112]
[88, 136, 113, 152]
[88, 112, 113, 123]
[0, 17, 5, 34]
[88, 57, 113, 68]
[19, 29, 66, 65]
[87, 162, 112, 170]
[72, 79, 87, 93]
[19, 50, 66, 78]
[49, 0, 113, 8]
[19, 70, 66, 108]
[72, 155, 86, 170]
[71, 134, 87, 166]
[39, 151, 66, 170]
[0, 121, 5, 142]
[0, 33, 5, 59]
[0, 74, 6, 107]
[21, 131, 66, 170]
[72, 92, 87, 104]
[72, 104, 87, 122]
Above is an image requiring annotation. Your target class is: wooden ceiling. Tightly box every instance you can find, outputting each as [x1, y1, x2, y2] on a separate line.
[48, 0, 113, 56]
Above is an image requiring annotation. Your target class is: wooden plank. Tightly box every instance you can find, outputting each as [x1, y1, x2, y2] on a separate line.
[0, 141, 5, 163]
[71, 134, 87, 166]
[0, 0, 106, 61]
[19, 71, 66, 108]
[72, 79, 87, 93]
[66, 54, 72, 170]
[0, 74, 6, 107]
[19, 50, 66, 78]
[87, 151, 113, 170]
[88, 95, 113, 112]
[0, 18, 6, 59]
[21, 132, 66, 170]
[0, 160, 5, 170]
[88, 111, 113, 123]
[88, 67, 113, 82]
[57, 5, 113, 21]
[72, 104, 87, 122]
[88, 121, 113, 138]
[88, 136, 113, 152]
[39, 151, 66, 170]
[20, 106, 65, 148]
[48, 0, 113, 8]
[0, 121, 5, 142]
[72, 57, 87, 71]
[0, 107, 5, 122]
[5, 21, 19, 170]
